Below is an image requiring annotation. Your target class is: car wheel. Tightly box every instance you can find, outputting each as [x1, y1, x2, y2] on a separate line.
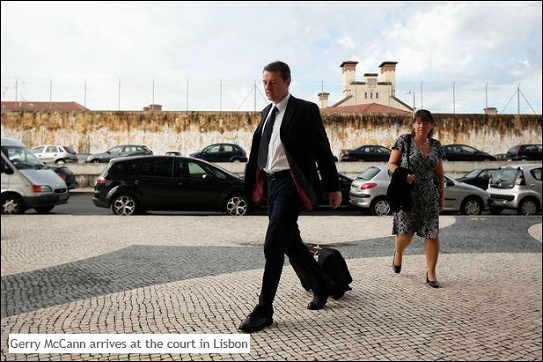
[1, 194, 25, 214]
[225, 195, 248, 216]
[111, 193, 139, 215]
[34, 206, 54, 214]
[517, 197, 539, 215]
[370, 197, 391, 216]
[460, 197, 483, 215]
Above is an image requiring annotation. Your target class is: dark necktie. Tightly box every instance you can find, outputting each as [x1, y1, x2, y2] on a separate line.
[257, 106, 278, 170]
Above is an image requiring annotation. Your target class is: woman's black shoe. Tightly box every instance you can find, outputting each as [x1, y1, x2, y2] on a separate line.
[392, 252, 401, 274]
[426, 272, 441, 288]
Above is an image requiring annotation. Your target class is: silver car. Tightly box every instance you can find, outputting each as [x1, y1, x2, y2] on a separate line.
[487, 163, 542, 215]
[349, 164, 492, 216]
[31, 145, 78, 164]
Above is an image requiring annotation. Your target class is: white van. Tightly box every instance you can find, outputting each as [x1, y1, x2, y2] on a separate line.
[1, 137, 69, 214]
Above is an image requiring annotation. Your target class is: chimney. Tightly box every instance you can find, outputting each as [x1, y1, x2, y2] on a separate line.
[340, 61, 358, 98]
[143, 104, 163, 111]
[379, 61, 398, 97]
[484, 107, 497, 115]
[318, 92, 330, 109]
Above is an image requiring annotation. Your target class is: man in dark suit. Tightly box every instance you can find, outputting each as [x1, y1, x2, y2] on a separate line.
[238, 61, 343, 333]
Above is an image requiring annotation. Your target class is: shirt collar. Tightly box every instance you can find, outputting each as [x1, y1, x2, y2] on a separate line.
[272, 93, 290, 114]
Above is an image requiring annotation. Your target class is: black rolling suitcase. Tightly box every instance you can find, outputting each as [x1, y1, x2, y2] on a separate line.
[291, 243, 353, 299]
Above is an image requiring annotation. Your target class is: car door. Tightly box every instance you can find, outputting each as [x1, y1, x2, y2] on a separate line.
[220, 144, 236, 162]
[105, 146, 125, 162]
[353, 146, 368, 161]
[376, 146, 391, 161]
[31, 146, 46, 162]
[442, 177, 461, 210]
[174, 159, 229, 210]
[44, 145, 60, 163]
[528, 166, 542, 197]
[523, 145, 543, 160]
[134, 157, 177, 209]
[201, 144, 223, 162]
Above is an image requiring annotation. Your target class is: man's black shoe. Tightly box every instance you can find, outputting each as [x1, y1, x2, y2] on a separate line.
[307, 293, 329, 310]
[238, 314, 273, 333]
[331, 289, 345, 300]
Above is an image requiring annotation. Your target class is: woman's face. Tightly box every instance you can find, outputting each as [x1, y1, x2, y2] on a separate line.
[413, 117, 432, 138]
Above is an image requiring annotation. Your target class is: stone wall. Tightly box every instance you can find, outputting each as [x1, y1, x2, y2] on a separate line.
[1, 111, 541, 157]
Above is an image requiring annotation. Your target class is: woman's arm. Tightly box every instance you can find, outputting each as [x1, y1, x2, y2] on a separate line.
[436, 159, 445, 210]
[388, 149, 402, 173]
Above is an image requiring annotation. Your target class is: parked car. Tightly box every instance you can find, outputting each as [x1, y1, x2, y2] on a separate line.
[456, 168, 499, 190]
[2, 137, 69, 214]
[487, 163, 542, 215]
[348, 164, 492, 216]
[76, 153, 90, 163]
[31, 145, 78, 164]
[252, 171, 353, 212]
[48, 164, 78, 190]
[92, 155, 250, 216]
[190, 143, 248, 163]
[319, 172, 353, 208]
[86, 145, 153, 163]
[338, 145, 391, 162]
[442, 144, 497, 161]
[505, 144, 542, 161]
[165, 151, 181, 156]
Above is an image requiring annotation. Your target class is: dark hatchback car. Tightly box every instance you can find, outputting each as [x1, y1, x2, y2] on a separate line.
[93, 155, 249, 216]
[86, 145, 153, 163]
[506, 144, 542, 161]
[318, 172, 353, 208]
[456, 168, 498, 190]
[442, 144, 497, 161]
[190, 143, 248, 163]
[48, 164, 78, 190]
[338, 145, 391, 162]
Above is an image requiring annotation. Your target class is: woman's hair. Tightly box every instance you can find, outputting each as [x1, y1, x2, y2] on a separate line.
[411, 109, 434, 138]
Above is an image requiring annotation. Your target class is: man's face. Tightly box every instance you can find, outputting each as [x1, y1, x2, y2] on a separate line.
[262, 70, 290, 104]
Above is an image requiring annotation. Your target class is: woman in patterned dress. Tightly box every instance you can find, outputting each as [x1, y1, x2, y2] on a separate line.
[388, 109, 445, 288]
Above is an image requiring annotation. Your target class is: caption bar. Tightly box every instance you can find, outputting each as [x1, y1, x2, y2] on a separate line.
[9, 334, 250, 354]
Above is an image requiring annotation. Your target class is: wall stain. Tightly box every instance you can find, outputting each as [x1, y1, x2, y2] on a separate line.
[1, 111, 541, 157]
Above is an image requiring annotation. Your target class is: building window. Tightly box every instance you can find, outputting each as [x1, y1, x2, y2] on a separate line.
[365, 92, 368, 99]
[376, 93, 379, 99]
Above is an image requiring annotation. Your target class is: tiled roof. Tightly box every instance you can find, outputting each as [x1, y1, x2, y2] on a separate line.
[322, 103, 412, 115]
[1, 101, 88, 112]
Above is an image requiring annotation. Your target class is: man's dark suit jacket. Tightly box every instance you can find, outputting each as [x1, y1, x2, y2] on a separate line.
[244, 95, 340, 211]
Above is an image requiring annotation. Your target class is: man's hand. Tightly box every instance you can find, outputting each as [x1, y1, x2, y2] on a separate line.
[328, 191, 342, 209]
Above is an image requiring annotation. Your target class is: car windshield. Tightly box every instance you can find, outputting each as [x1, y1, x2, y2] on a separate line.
[64, 146, 77, 154]
[463, 169, 483, 178]
[1, 146, 47, 170]
[489, 169, 519, 188]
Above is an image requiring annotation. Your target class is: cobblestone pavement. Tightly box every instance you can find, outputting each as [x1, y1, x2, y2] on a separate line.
[1, 214, 542, 361]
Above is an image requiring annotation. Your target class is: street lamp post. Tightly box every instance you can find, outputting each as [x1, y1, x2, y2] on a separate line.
[407, 90, 416, 111]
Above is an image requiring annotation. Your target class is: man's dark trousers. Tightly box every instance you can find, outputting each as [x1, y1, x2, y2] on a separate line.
[257, 175, 333, 314]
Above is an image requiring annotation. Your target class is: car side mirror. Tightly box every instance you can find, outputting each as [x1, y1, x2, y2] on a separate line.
[2, 162, 14, 174]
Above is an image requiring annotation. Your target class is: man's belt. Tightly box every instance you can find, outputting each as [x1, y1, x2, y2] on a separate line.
[266, 169, 291, 180]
